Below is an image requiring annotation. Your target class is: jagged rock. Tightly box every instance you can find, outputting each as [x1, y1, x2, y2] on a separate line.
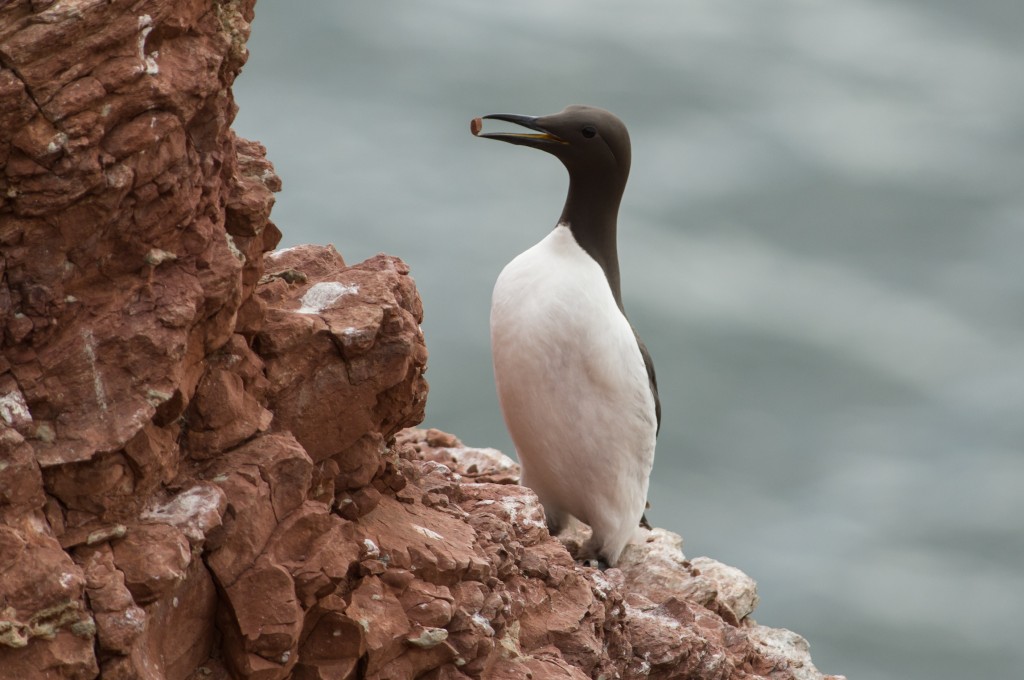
[201, 432, 314, 588]
[400, 427, 521, 485]
[397, 430, 847, 680]
[0, 428, 44, 508]
[0, 0, 271, 470]
[255, 244, 428, 470]
[139, 483, 227, 546]
[0, 1, 844, 678]
[1, 0, 274, 676]
[79, 546, 146, 655]
[220, 560, 303, 679]
[110, 523, 191, 604]
[618, 528, 761, 626]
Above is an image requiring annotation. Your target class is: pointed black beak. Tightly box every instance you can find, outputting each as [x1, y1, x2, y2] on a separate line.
[472, 113, 567, 147]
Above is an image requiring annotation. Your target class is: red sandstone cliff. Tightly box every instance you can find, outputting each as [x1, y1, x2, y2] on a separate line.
[0, 2, 844, 678]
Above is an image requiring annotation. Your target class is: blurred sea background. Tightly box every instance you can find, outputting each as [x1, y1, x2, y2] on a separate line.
[233, 2, 1024, 678]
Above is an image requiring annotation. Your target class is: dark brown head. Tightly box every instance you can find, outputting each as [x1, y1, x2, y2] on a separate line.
[472, 105, 631, 192]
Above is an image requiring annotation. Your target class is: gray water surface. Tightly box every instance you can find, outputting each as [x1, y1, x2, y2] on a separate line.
[233, 2, 1024, 678]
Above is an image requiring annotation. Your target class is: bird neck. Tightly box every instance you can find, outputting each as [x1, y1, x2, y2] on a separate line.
[559, 176, 625, 311]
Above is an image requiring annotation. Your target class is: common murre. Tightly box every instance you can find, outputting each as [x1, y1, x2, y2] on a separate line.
[473, 105, 660, 566]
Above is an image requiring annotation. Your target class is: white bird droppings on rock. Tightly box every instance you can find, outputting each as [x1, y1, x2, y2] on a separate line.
[0, 389, 32, 428]
[362, 538, 380, 558]
[501, 496, 547, 530]
[412, 524, 444, 541]
[297, 281, 359, 314]
[471, 613, 495, 637]
[267, 245, 299, 259]
[406, 627, 448, 648]
[445, 446, 519, 477]
[141, 485, 226, 543]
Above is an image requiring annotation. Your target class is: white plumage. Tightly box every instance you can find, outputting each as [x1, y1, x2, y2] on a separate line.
[491, 224, 657, 565]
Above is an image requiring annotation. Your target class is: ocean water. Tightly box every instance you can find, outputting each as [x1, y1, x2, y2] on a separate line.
[233, 2, 1024, 678]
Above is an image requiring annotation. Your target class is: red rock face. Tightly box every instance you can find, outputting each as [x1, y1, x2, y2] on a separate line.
[0, 2, 843, 679]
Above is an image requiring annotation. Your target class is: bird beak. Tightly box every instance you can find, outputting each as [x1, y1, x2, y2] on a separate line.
[471, 113, 567, 147]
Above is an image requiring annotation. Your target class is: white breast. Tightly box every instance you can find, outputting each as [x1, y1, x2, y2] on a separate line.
[490, 224, 657, 565]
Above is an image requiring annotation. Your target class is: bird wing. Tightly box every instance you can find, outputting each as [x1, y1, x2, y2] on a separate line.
[632, 327, 661, 435]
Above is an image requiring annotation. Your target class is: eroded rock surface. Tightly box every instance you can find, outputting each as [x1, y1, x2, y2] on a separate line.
[0, 1, 842, 679]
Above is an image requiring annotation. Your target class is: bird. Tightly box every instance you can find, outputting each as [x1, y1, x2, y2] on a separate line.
[472, 105, 660, 567]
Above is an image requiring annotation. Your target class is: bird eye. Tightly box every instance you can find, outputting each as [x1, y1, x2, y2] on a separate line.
[581, 125, 597, 139]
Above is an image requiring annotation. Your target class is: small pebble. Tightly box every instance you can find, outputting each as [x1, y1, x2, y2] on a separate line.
[471, 117, 483, 136]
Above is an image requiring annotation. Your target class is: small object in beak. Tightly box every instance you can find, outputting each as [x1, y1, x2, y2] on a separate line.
[471, 117, 483, 136]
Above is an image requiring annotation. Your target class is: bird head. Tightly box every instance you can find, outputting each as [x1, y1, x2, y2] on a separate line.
[472, 105, 631, 186]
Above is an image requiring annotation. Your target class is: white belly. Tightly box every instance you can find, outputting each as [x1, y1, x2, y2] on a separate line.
[490, 224, 657, 564]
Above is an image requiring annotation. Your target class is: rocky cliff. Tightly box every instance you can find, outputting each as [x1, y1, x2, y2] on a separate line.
[0, 2, 844, 679]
